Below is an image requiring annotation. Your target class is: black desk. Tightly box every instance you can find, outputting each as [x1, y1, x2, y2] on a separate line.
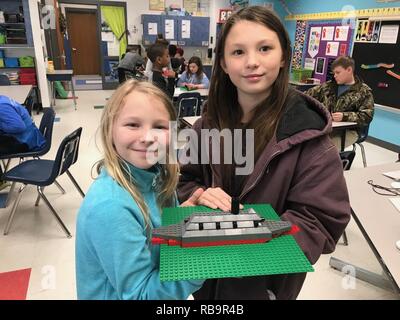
[46, 70, 77, 110]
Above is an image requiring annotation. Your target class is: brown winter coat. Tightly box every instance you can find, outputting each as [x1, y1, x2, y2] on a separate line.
[177, 90, 351, 300]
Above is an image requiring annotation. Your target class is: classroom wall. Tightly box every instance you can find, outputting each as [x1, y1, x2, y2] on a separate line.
[250, 0, 400, 148]
[105, 0, 230, 61]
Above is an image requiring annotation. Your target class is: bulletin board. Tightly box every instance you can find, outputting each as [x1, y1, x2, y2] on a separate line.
[303, 21, 355, 83]
[352, 20, 400, 109]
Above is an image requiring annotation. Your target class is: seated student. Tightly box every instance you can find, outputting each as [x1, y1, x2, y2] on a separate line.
[175, 47, 186, 74]
[177, 56, 209, 89]
[305, 56, 374, 149]
[0, 95, 46, 190]
[0, 95, 45, 155]
[117, 47, 145, 84]
[147, 43, 175, 99]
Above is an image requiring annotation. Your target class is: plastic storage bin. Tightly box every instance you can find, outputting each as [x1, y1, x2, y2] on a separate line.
[4, 57, 19, 67]
[19, 56, 35, 67]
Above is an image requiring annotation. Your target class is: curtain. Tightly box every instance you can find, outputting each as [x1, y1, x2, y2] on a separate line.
[100, 6, 127, 59]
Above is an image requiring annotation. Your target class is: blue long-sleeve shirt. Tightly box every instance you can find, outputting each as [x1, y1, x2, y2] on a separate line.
[177, 71, 209, 88]
[0, 95, 45, 151]
[75, 164, 203, 300]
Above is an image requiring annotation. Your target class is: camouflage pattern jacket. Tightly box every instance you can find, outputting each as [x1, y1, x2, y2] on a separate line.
[305, 77, 374, 126]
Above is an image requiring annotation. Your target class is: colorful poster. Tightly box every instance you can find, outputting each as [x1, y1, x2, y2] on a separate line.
[315, 57, 325, 75]
[326, 42, 339, 56]
[334, 26, 349, 41]
[339, 43, 347, 56]
[366, 20, 375, 41]
[308, 27, 321, 58]
[372, 21, 381, 43]
[355, 19, 367, 42]
[322, 26, 334, 41]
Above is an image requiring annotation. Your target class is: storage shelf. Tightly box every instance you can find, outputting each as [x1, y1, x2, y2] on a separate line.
[0, 45, 33, 49]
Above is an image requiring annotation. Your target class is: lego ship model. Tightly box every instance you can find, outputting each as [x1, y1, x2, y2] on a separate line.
[151, 208, 299, 248]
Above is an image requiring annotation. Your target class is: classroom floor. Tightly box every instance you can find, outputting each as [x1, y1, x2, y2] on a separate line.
[0, 90, 399, 300]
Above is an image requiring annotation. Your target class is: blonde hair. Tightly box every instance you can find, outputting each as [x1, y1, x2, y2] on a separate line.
[98, 79, 179, 231]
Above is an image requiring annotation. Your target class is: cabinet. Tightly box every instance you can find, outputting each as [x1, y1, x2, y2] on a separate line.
[142, 15, 210, 47]
[0, 0, 36, 86]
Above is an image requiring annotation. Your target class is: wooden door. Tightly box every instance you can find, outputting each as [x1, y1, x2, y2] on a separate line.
[66, 10, 100, 75]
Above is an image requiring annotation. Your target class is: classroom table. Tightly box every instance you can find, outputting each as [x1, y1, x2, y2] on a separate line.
[0, 85, 33, 104]
[173, 87, 209, 98]
[329, 162, 400, 295]
[47, 70, 77, 110]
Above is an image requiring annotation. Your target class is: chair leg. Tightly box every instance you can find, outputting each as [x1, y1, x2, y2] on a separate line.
[4, 181, 17, 207]
[341, 230, 349, 246]
[66, 170, 85, 198]
[54, 180, 66, 194]
[4, 184, 27, 235]
[37, 186, 72, 238]
[34, 189, 42, 206]
[359, 143, 367, 167]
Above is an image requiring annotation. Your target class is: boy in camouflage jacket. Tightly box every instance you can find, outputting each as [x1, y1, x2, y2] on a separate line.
[306, 56, 374, 148]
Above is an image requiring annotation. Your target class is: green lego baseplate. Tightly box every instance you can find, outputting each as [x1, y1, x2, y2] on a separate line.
[159, 204, 314, 281]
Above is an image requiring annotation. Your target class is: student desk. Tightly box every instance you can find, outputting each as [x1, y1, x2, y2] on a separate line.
[330, 162, 400, 294]
[46, 70, 77, 110]
[289, 80, 318, 92]
[0, 85, 33, 104]
[332, 121, 358, 151]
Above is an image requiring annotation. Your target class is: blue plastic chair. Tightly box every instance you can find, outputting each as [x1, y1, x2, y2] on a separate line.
[353, 124, 369, 168]
[2, 127, 85, 237]
[177, 92, 202, 118]
[0, 108, 55, 166]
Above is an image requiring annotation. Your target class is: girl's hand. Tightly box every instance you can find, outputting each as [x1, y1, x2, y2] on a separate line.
[180, 188, 204, 207]
[186, 83, 196, 89]
[197, 187, 243, 212]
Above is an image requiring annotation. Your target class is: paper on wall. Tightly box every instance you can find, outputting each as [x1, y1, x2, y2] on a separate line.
[326, 41, 339, 56]
[379, 25, 399, 44]
[165, 19, 174, 40]
[102, 32, 114, 42]
[181, 19, 191, 39]
[334, 26, 349, 41]
[321, 26, 334, 41]
[304, 58, 315, 70]
[148, 22, 158, 35]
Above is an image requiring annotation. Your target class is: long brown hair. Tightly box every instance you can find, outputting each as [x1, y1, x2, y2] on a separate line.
[207, 6, 292, 160]
[98, 80, 179, 231]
